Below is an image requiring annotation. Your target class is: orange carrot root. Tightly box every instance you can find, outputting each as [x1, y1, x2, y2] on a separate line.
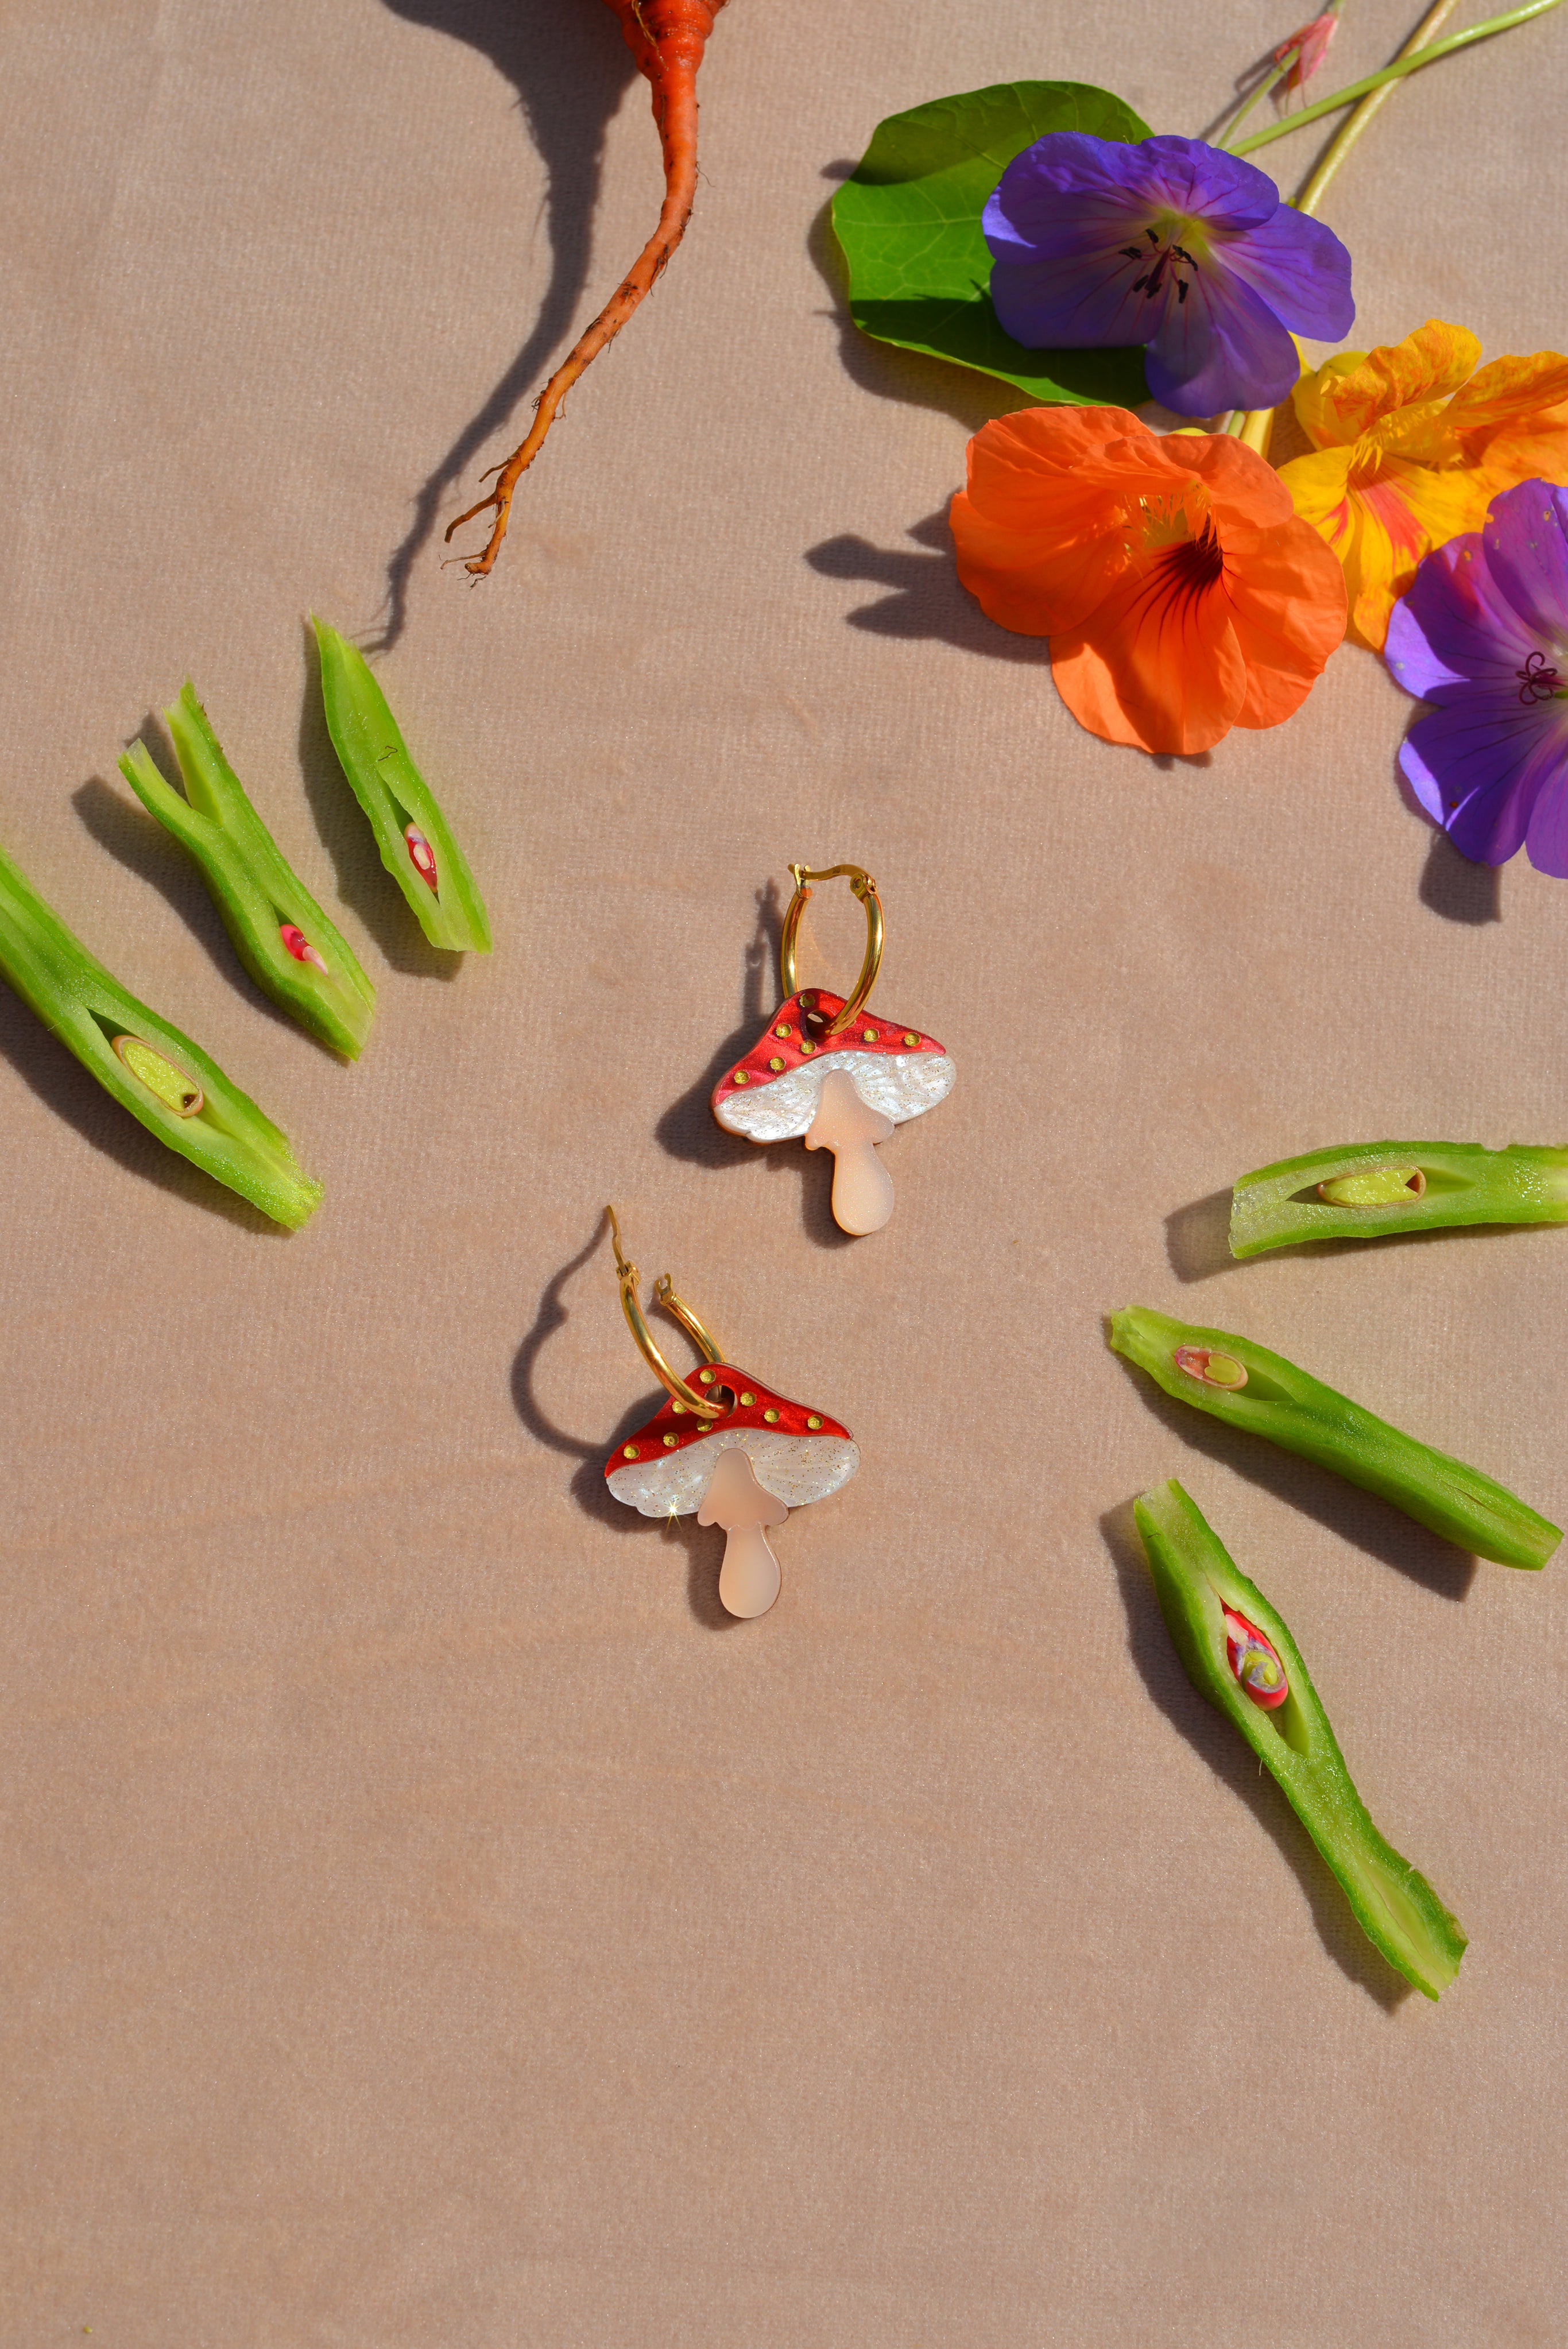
[445, 0, 728, 578]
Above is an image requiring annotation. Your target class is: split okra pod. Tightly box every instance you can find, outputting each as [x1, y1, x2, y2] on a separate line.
[1230, 1140, 1568, 1257]
[0, 838, 322, 1228]
[1133, 1480, 1466, 1999]
[119, 683, 375, 1061]
[1110, 1306, 1561, 1570]
[312, 618, 491, 957]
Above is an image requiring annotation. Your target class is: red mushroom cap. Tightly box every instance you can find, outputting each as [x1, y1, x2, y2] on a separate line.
[605, 1362, 858, 1518]
[606, 1364, 849, 1475]
[713, 991, 945, 1104]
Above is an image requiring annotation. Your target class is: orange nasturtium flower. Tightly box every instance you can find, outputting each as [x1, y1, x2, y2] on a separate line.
[949, 407, 1346, 756]
[1279, 319, 1568, 652]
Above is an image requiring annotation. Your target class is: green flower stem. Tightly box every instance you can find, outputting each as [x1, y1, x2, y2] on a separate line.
[1109, 1306, 1561, 1570]
[1232, 0, 1564, 157]
[1216, 0, 1345, 156]
[1291, 0, 1459, 215]
[313, 620, 491, 956]
[119, 684, 375, 1061]
[0, 837, 322, 1227]
[1133, 1479, 1467, 1999]
[1230, 1139, 1568, 1257]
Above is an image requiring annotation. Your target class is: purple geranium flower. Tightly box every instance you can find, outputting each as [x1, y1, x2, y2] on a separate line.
[982, 133, 1354, 416]
[1387, 479, 1568, 873]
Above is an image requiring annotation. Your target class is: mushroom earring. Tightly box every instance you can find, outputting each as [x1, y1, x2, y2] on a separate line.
[602, 1209, 858, 1618]
[711, 864, 954, 1236]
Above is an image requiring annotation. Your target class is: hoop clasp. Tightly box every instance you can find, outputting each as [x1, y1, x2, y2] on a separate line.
[780, 863, 884, 1039]
[606, 1207, 727, 1419]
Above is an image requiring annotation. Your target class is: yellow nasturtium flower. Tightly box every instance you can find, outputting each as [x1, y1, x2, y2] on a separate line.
[1277, 319, 1568, 650]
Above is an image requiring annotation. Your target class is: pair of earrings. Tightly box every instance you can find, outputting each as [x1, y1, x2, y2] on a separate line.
[603, 864, 955, 1617]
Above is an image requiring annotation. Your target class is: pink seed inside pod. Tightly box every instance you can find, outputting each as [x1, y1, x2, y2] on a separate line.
[404, 823, 439, 893]
[1221, 1604, 1289, 1711]
[278, 923, 328, 973]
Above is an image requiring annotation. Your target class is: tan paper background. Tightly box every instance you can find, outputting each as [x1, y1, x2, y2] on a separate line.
[2, 3, 1565, 2340]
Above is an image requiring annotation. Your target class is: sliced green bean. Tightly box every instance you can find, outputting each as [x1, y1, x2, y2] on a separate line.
[119, 683, 374, 1060]
[0, 837, 322, 1228]
[1109, 1306, 1560, 1570]
[312, 618, 490, 955]
[1133, 1479, 1467, 1999]
[1230, 1140, 1568, 1257]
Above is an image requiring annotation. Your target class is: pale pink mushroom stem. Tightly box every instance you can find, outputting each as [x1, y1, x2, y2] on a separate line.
[697, 1446, 788, 1618]
[804, 1067, 895, 1235]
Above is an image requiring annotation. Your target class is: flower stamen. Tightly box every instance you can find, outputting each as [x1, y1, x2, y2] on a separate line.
[1517, 649, 1563, 706]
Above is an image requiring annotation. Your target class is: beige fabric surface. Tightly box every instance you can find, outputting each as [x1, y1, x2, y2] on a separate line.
[2, 3, 1566, 2341]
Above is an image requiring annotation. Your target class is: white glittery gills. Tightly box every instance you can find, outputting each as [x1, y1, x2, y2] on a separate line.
[607, 1429, 860, 1517]
[715, 1048, 955, 1143]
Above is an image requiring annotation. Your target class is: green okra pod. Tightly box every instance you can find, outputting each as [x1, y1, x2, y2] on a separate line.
[0, 837, 322, 1228]
[119, 683, 375, 1060]
[1230, 1139, 1568, 1258]
[1133, 1478, 1466, 1999]
[1110, 1306, 1560, 1570]
[312, 618, 490, 955]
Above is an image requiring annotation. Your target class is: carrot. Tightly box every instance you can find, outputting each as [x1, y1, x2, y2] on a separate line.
[445, 0, 729, 578]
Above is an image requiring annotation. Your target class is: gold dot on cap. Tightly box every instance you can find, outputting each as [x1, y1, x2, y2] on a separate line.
[763, 1408, 780, 1423]
[800, 1040, 816, 1054]
[774, 1023, 791, 1039]
[731, 1069, 749, 1085]
[622, 1444, 638, 1459]
[671, 1400, 686, 1414]
[807, 1415, 823, 1430]
[663, 1433, 679, 1448]
[740, 1391, 756, 1407]
[800, 993, 815, 1009]
[698, 1368, 715, 1384]
[768, 1056, 785, 1073]
[862, 1028, 878, 1043]
[903, 1032, 919, 1048]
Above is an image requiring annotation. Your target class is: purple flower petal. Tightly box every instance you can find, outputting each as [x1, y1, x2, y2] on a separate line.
[1387, 532, 1533, 697]
[981, 130, 1353, 413]
[1143, 267, 1300, 416]
[1400, 688, 1568, 865]
[1217, 204, 1353, 342]
[1480, 480, 1568, 656]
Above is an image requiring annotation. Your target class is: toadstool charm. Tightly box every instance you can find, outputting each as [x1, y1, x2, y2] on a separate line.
[713, 989, 954, 1236]
[711, 864, 954, 1236]
[605, 1365, 858, 1619]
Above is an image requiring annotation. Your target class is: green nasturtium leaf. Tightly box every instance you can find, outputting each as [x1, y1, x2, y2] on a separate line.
[831, 81, 1153, 409]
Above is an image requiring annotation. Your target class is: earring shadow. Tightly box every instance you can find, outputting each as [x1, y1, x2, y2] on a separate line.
[651, 879, 855, 1250]
[510, 1214, 735, 1627]
[294, 621, 459, 980]
[1101, 1499, 1412, 2012]
[1107, 1348, 1478, 1601]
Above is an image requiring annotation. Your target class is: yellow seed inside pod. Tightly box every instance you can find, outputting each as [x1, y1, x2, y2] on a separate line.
[807, 1415, 822, 1430]
[1318, 1166, 1428, 1206]
[763, 1408, 780, 1423]
[769, 1056, 785, 1072]
[623, 1445, 638, 1460]
[663, 1433, 678, 1448]
[112, 1035, 203, 1117]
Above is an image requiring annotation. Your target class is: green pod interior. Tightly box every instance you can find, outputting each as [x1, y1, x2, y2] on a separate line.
[1230, 1139, 1568, 1257]
[1133, 1479, 1466, 1999]
[120, 684, 375, 1060]
[312, 618, 491, 955]
[0, 837, 322, 1228]
[1110, 1306, 1561, 1570]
